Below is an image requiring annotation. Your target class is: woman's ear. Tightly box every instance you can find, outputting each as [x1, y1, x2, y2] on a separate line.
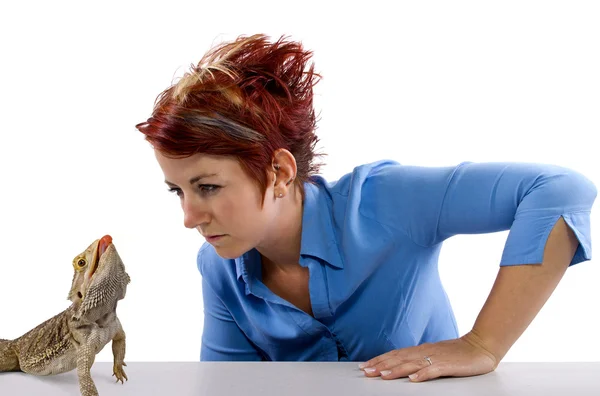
[271, 149, 297, 195]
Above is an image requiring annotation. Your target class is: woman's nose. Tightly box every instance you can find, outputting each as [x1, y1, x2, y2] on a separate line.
[182, 197, 211, 229]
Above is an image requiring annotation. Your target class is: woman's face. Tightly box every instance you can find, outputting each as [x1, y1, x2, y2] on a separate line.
[154, 151, 280, 259]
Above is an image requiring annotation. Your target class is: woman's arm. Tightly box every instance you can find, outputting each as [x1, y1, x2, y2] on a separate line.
[200, 276, 264, 361]
[359, 160, 596, 381]
[465, 216, 579, 363]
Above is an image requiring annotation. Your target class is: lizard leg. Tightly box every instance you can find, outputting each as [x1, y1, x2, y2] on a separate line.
[111, 318, 128, 384]
[76, 345, 98, 396]
[0, 339, 20, 372]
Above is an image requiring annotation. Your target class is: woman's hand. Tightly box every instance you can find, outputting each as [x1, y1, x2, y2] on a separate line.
[359, 330, 499, 382]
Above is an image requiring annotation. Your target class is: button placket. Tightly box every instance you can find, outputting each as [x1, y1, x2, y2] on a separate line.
[304, 256, 332, 319]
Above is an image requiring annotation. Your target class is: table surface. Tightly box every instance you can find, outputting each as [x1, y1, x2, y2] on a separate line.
[1, 362, 598, 395]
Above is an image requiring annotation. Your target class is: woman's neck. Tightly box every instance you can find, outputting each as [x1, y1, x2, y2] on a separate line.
[256, 186, 304, 274]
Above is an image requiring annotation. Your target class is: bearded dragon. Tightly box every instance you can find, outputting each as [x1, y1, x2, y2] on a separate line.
[0, 234, 131, 396]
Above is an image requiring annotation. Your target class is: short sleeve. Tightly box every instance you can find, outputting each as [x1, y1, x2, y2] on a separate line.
[362, 160, 597, 267]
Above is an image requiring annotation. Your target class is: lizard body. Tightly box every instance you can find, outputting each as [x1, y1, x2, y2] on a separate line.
[0, 234, 130, 396]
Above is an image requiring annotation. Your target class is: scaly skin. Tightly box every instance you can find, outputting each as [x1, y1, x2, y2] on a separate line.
[0, 235, 131, 396]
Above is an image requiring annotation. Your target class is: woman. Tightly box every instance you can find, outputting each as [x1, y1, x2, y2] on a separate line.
[135, 34, 596, 382]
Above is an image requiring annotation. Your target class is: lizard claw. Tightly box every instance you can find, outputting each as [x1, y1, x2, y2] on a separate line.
[112, 363, 128, 384]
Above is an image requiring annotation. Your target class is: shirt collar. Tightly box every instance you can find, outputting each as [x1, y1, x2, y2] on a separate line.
[234, 178, 344, 282]
[298, 179, 344, 269]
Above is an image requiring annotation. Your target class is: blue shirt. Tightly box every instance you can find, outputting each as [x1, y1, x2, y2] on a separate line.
[197, 160, 597, 361]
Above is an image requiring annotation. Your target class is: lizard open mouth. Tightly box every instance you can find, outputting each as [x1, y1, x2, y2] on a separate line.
[89, 235, 113, 277]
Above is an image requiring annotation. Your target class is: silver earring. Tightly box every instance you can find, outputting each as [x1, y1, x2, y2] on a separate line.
[278, 193, 283, 198]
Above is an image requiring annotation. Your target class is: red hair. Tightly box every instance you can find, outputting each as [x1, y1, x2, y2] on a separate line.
[135, 34, 325, 202]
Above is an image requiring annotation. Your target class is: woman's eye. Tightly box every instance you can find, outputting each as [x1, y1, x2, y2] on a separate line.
[199, 185, 220, 195]
[167, 185, 220, 197]
[168, 188, 183, 197]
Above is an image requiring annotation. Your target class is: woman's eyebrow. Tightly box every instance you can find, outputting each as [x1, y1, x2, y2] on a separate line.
[189, 173, 218, 184]
[164, 173, 218, 187]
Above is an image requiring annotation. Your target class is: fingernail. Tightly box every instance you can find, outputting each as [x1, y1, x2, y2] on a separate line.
[358, 363, 367, 369]
[380, 370, 392, 376]
[409, 373, 418, 380]
[364, 368, 376, 373]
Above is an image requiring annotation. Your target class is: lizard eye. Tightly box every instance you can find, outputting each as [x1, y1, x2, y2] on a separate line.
[77, 259, 86, 267]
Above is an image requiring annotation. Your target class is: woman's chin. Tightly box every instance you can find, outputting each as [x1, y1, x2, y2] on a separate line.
[212, 243, 248, 260]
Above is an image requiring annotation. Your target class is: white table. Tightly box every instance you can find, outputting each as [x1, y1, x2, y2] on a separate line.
[1, 362, 598, 395]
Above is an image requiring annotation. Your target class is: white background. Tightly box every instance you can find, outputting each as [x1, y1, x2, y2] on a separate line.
[0, 1, 598, 363]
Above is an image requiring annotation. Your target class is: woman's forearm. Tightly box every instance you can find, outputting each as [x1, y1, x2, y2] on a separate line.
[464, 216, 579, 364]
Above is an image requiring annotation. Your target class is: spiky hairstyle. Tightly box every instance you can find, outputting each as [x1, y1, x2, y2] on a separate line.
[135, 34, 325, 201]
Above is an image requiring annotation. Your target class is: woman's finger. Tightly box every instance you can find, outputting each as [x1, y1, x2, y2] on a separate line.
[405, 363, 445, 382]
[378, 356, 435, 380]
[359, 350, 398, 371]
[360, 343, 430, 371]
[360, 354, 400, 376]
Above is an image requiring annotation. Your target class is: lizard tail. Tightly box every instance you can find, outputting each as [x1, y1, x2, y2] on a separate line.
[0, 339, 20, 372]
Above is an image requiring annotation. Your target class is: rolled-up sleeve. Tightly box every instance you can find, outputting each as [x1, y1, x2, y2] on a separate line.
[439, 162, 596, 266]
[363, 161, 597, 267]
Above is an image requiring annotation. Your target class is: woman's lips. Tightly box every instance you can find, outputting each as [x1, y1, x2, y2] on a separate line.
[206, 235, 226, 243]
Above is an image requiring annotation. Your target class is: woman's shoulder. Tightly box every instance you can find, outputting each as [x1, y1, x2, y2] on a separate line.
[309, 159, 404, 196]
[311, 158, 455, 203]
[305, 159, 417, 229]
[310, 159, 464, 243]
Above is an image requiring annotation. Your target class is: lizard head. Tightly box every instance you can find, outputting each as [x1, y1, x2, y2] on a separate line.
[68, 235, 131, 314]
